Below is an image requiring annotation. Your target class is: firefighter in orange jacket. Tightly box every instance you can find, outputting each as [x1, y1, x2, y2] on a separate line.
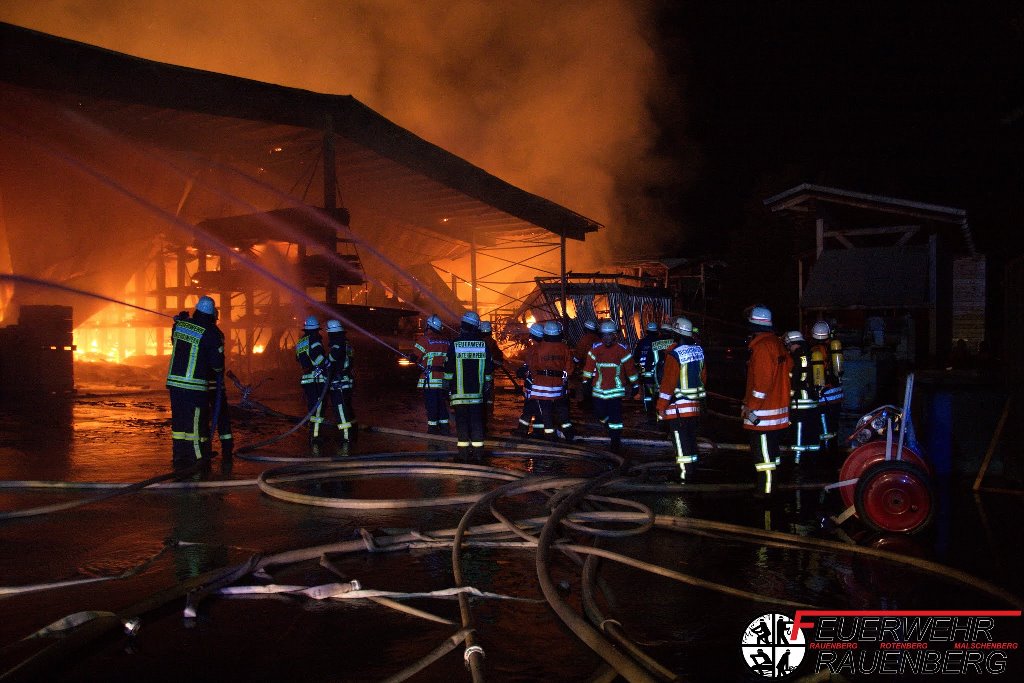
[526, 320, 576, 442]
[410, 315, 452, 434]
[741, 306, 792, 495]
[582, 319, 639, 456]
[810, 320, 843, 454]
[514, 322, 546, 436]
[656, 317, 705, 481]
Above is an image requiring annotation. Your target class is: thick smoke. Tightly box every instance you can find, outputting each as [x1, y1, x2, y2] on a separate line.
[0, 0, 682, 264]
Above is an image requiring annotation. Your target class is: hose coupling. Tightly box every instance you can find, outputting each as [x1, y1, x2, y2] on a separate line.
[123, 618, 142, 636]
[463, 644, 485, 667]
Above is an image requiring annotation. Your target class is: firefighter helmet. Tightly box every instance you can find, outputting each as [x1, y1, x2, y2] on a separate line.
[543, 320, 562, 337]
[811, 320, 831, 340]
[672, 316, 693, 337]
[583, 319, 598, 332]
[480, 321, 492, 334]
[645, 321, 659, 333]
[327, 319, 344, 333]
[303, 315, 320, 330]
[461, 311, 481, 329]
[426, 315, 443, 332]
[747, 306, 772, 328]
[195, 295, 216, 316]
[783, 330, 804, 345]
[529, 322, 544, 339]
[599, 320, 618, 335]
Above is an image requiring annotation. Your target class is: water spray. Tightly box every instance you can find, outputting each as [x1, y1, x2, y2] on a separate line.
[0, 273, 172, 319]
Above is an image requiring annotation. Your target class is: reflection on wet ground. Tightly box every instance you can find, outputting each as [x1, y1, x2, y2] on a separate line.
[0, 378, 1022, 681]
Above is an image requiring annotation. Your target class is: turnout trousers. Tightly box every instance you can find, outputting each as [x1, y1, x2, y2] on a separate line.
[666, 417, 699, 480]
[169, 387, 210, 470]
[423, 388, 450, 434]
[329, 385, 356, 442]
[454, 402, 486, 461]
[302, 380, 327, 445]
[593, 397, 623, 453]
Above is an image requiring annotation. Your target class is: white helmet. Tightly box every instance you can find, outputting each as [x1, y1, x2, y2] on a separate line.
[426, 315, 443, 332]
[811, 321, 831, 340]
[583, 319, 598, 332]
[303, 315, 320, 330]
[783, 330, 804, 345]
[529, 322, 545, 339]
[327, 319, 344, 333]
[747, 305, 772, 328]
[672, 316, 693, 337]
[195, 295, 216, 316]
[480, 321, 492, 334]
[461, 311, 481, 329]
[645, 321, 659, 333]
[543, 320, 562, 337]
[599, 319, 618, 335]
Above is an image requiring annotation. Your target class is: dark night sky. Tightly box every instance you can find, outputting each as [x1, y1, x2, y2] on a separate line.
[652, 2, 1024, 259]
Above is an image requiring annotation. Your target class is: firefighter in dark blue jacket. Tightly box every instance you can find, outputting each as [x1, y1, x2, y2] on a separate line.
[326, 319, 356, 446]
[166, 295, 224, 472]
[633, 321, 662, 416]
[444, 311, 493, 463]
[295, 315, 328, 454]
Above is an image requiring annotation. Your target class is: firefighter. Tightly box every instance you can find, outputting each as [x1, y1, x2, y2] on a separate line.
[410, 315, 451, 434]
[741, 306, 792, 495]
[514, 322, 546, 436]
[295, 315, 328, 454]
[444, 311, 493, 463]
[166, 295, 224, 473]
[783, 330, 821, 465]
[479, 321, 505, 425]
[582, 320, 639, 457]
[646, 322, 678, 423]
[656, 317, 706, 481]
[573, 318, 601, 407]
[326, 319, 356, 445]
[810, 320, 843, 453]
[204, 308, 233, 473]
[527, 320, 576, 442]
[633, 321, 661, 416]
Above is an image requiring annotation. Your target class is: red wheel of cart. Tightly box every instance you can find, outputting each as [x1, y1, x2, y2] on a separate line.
[838, 440, 930, 510]
[854, 460, 935, 534]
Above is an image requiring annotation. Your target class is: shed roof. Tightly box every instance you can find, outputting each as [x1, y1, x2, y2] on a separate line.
[0, 21, 601, 245]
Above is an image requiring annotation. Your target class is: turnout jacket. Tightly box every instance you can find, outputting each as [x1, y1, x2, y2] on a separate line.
[295, 331, 327, 385]
[166, 311, 224, 392]
[327, 332, 354, 390]
[573, 332, 601, 366]
[633, 332, 660, 380]
[743, 331, 792, 431]
[789, 341, 818, 410]
[412, 332, 451, 389]
[443, 330, 493, 406]
[582, 343, 639, 400]
[526, 339, 574, 400]
[656, 342, 707, 419]
[647, 335, 678, 385]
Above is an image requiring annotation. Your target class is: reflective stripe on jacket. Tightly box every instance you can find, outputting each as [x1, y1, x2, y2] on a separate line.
[526, 340, 574, 400]
[744, 331, 792, 431]
[414, 333, 451, 389]
[296, 332, 327, 385]
[582, 343, 638, 399]
[656, 343, 706, 419]
[167, 317, 223, 392]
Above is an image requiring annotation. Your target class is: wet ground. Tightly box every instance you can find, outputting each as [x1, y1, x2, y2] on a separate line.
[1, 372, 1022, 681]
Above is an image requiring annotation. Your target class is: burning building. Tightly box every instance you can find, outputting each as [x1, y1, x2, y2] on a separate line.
[0, 22, 602, 380]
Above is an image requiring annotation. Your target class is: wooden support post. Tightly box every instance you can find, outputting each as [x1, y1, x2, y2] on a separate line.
[560, 228, 568, 325]
[470, 232, 478, 315]
[323, 114, 338, 305]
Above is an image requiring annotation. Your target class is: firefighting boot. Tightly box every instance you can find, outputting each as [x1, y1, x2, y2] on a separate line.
[561, 425, 576, 444]
[455, 445, 470, 463]
[609, 430, 622, 454]
[515, 420, 530, 437]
